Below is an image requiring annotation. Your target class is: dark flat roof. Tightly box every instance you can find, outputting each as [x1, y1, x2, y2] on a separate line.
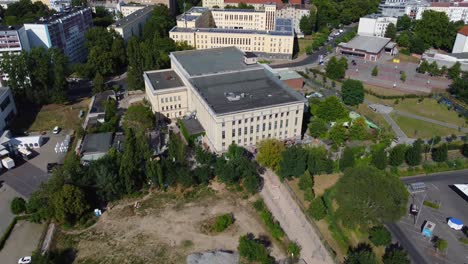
[172, 47, 260, 77]
[90, 90, 115, 114]
[181, 118, 205, 135]
[145, 70, 185, 91]
[190, 68, 303, 114]
[82, 132, 113, 154]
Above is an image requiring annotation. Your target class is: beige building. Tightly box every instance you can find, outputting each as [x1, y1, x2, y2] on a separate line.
[119, 4, 147, 17]
[109, 5, 154, 41]
[276, 5, 311, 37]
[171, 6, 294, 59]
[144, 47, 305, 152]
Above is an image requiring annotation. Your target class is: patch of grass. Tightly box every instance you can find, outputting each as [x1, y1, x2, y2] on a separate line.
[10, 99, 90, 133]
[364, 84, 411, 96]
[356, 104, 394, 136]
[423, 200, 440, 209]
[212, 213, 234, 232]
[298, 35, 313, 56]
[388, 53, 420, 64]
[181, 240, 194, 248]
[253, 199, 285, 240]
[391, 113, 462, 138]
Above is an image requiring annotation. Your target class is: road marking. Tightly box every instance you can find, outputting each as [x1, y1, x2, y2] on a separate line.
[430, 183, 440, 191]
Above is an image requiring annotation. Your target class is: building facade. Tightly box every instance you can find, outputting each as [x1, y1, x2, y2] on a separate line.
[276, 5, 310, 37]
[407, 1, 468, 23]
[453, 26, 468, 53]
[337, 35, 397, 61]
[119, 4, 147, 17]
[24, 7, 93, 63]
[0, 26, 30, 56]
[0, 87, 17, 133]
[144, 47, 305, 152]
[109, 5, 154, 42]
[358, 14, 397, 37]
[171, 6, 294, 59]
[203, 0, 301, 9]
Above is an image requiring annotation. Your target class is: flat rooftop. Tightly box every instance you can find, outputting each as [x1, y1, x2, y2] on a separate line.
[339, 35, 391, 54]
[82, 132, 113, 154]
[190, 68, 303, 114]
[90, 90, 115, 114]
[172, 47, 261, 76]
[145, 70, 185, 91]
[111, 5, 153, 28]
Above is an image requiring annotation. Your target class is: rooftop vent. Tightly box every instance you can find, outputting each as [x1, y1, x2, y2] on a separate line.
[226, 92, 241, 101]
[243, 52, 257, 65]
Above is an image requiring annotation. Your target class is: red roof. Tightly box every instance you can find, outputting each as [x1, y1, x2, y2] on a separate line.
[459, 26, 468, 36]
[224, 0, 301, 5]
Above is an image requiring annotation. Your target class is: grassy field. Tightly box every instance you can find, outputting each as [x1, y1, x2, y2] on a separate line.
[366, 95, 467, 127]
[364, 84, 413, 96]
[11, 98, 89, 133]
[298, 35, 313, 56]
[391, 113, 462, 138]
[387, 53, 420, 64]
[356, 104, 395, 136]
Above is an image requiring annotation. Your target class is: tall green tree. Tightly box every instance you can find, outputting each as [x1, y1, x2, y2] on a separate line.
[326, 56, 347, 80]
[307, 147, 333, 175]
[122, 104, 155, 132]
[349, 117, 368, 140]
[371, 66, 378, 76]
[405, 139, 423, 166]
[432, 143, 448, 162]
[345, 244, 378, 264]
[92, 149, 126, 201]
[278, 146, 308, 180]
[385, 23, 397, 40]
[92, 72, 105, 94]
[371, 147, 388, 170]
[448, 62, 461, 79]
[397, 15, 412, 31]
[448, 73, 468, 103]
[389, 144, 406, 166]
[335, 166, 408, 228]
[256, 139, 285, 172]
[339, 147, 355, 171]
[314, 96, 348, 122]
[51, 184, 89, 224]
[308, 118, 328, 138]
[329, 123, 347, 146]
[383, 246, 410, 264]
[119, 129, 143, 193]
[341, 79, 364, 106]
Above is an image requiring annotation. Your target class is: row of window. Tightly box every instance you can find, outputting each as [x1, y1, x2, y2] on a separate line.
[222, 111, 299, 128]
[161, 104, 182, 111]
[223, 117, 298, 139]
[221, 129, 298, 148]
[160, 95, 182, 104]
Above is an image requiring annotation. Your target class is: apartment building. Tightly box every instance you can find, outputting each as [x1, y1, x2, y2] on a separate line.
[144, 47, 305, 152]
[89, 0, 176, 14]
[171, 6, 294, 59]
[276, 4, 310, 36]
[109, 5, 154, 42]
[203, 0, 301, 9]
[0, 87, 17, 133]
[119, 3, 147, 17]
[406, 1, 468, 23]
[378, 0, 409, 17]
[24, 7, 93, 63]
[0, 26, 30, 56]
[358, 14, 397, 37]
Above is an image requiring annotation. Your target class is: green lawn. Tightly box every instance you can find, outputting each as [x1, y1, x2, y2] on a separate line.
[298, 36, 313, 56]
[390, 113, 462, 138]
[10, 98, 90, 133]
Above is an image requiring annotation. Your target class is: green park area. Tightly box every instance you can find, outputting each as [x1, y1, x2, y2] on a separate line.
[390, 114, 462, 138]
[11, 99, 89, 133]
[297, 36, 313, 56]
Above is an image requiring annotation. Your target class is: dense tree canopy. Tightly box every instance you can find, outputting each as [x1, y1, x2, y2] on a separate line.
[313, 0, 379, 30]
[413, 10, 464, 52]
[345, 244, 378, 264]
[122, 104, 155, 132]
[326, 56, 348, 80]
[389, 144, 406, 166]
[51, 184, 89, 224]
[278, 146, 307, 180]
[341, 79, 364, 106]
[1, 47, 68, 104]
[384, 23, 396, 40]
[405, 139, 423, 166]
[307, 147, 333, 175]
[449, 73, 468, 103]
[335, 166, 408, 228]
[256, 139, 285, 172]
[313, 96, 348, 122]
[383, 245, 410, 264]
[2, 0, 51, 25]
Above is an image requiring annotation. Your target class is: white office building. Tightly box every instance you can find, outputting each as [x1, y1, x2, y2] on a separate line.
[358, 14, 397, 38]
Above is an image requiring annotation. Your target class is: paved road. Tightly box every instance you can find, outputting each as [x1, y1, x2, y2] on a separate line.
[388, 170, 468, 264]
[0, 185, 21, 236]
[394, 110, 468, 133]
[270, 26, 355, 69]
[0, 220, 45, 263]
[260, 169, 333, 264]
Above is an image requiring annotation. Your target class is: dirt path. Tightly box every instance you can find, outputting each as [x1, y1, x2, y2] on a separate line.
[260, 169, 334, 264]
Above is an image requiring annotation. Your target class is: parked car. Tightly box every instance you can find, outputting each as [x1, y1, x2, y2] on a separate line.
[18, 256, 32, 264]
[53, 126, 61, 134]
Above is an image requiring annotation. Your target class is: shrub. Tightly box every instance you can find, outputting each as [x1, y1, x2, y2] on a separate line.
[369, 226, 392, 246]
[423, 200, 440, 209]
[287, 241, 301, 260]
[11, 197, 26, 215]
[212, 213, 234, 232]
[238, 234, 275, 264]
[308, 197, 327, 220]
[435, 238, 448, 251]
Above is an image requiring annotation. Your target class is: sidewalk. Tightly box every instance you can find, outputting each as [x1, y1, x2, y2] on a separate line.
[260, 170, 334, 264]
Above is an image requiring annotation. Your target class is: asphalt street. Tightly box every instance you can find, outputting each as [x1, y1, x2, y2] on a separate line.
[388, 170, 468, 264]
[271, 25, 355, 69]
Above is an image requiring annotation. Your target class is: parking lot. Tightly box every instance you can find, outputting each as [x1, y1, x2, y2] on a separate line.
[388, 172, 468, 264]
[0, 220, 45, 264]
[0, 131, 68, 198]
